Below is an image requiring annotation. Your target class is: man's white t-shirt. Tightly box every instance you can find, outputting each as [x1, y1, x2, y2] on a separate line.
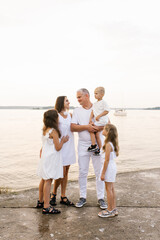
[71, 107, 92, 146]
[93, 100, 110, 126]
[71, 106, 104, 147]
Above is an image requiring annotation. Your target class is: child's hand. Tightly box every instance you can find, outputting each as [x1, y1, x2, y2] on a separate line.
[95, 116, 100, 121]
[62, 135, 69, 143]
[101, 173, 105, 181]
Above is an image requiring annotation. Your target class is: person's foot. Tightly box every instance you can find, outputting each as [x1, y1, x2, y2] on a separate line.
[98, 209, 115, 218]
[113, 208, 119, 216]
[42, 206, 61, 214]
[50, 193, 57, 206]
[98, 199, 107, 209]
[60, 196, 74, 206]
[75, 198, 86, 208]
[87, 144, 99, 152]
[36, 200, 44, 208]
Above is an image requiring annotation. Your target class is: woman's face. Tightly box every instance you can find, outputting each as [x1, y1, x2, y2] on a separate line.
[64, 97, 70, 110]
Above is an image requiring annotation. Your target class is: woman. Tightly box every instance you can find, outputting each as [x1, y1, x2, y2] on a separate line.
[50, 96, 76, 206]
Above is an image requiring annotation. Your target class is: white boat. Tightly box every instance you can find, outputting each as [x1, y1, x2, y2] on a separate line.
[114, 109, 127, 116]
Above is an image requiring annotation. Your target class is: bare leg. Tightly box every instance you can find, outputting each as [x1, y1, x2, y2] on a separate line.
[61, 166, 70, 197]
[112, 183, 116, 209]
[95, 131, 102, 149]
[105, 182, 114, 211]
[90, 132, 96, 145]
[52, 178, 62, 195]
[39, 179, 44, 202]
[43, 179, 52, 208]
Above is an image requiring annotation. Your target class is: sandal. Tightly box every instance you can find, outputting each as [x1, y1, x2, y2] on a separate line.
[36, 200, 44, 208]
[113, 208, 119, 216]
[42, 206, 61, 214]
[98, 209, 115, 218]
[50, 193, 57, 206]
[60, 196, 74, 206]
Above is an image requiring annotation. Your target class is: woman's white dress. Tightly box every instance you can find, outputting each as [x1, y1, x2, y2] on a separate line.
[37, 129, 63, 180]
[103, 142, 117, 182]
[59, 112, 76, 166]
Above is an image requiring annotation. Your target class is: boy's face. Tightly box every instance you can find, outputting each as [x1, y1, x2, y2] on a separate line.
[94, 90, 103, 100]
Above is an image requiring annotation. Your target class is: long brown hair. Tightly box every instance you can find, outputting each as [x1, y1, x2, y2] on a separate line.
[42, 109, 61, 137]
[55, 96, 66, 113]
[103, 124, 119, 156]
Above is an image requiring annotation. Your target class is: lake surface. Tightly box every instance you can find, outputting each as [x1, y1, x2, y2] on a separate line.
[0, 109, 160, 192]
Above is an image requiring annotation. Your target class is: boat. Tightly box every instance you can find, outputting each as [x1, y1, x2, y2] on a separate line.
[114, 109, 127, 116]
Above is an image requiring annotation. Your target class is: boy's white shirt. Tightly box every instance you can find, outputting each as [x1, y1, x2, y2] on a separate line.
[93, 99, 110, 125]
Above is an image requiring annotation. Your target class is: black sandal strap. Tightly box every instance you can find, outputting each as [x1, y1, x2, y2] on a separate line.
[43, 206, 61, 214]
[60, 196, 74, 206]
[36, 200, 44, 208]
[51, 193, 56, 197]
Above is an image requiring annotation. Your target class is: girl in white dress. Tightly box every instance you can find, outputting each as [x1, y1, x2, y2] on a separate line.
[37, 109, 69, 214]
[50, 96, 76, 206]
[98, 124, 119, 218]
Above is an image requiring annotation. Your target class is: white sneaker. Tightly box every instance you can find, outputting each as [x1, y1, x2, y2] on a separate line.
[98, 199, 107, 209]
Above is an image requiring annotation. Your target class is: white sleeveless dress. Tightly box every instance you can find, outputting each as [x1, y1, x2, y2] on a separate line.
[102, 142, 117, 182]
[37, 129, 63, 180]
[59, 112, 76, 166]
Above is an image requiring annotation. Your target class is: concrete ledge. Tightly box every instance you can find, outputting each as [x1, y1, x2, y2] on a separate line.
[0, 168, 160, 240]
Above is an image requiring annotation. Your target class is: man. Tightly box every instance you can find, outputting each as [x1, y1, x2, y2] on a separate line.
[71, 88, 107, 209]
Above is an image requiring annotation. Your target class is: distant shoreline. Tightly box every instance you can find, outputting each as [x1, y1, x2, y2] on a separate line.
[0, 106, 160, 110]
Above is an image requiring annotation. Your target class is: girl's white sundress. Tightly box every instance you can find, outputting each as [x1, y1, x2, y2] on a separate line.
[103, 142, 117, 182]
[59, 112, 76, 166]
[37, 129, 63, 180]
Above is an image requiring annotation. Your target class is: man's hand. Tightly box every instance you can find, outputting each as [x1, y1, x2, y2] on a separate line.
[89, 120, 94, 125]
[87, 124, 98, 133]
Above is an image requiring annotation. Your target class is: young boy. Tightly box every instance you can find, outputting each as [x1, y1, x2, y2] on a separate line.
[88, 87, 110, 155]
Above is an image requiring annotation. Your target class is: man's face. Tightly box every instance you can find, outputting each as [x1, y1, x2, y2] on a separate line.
[76, 91, 86, 106]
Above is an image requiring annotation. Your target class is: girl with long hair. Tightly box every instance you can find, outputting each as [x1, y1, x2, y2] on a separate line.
[37, 109, 69, 214]
[98, 123, 119, 218]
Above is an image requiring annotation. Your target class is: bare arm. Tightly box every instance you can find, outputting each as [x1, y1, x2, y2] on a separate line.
[70, 123, 98, 133]
[96, 110, 109, 121]
[50, 130, 69, 151]
[40, 148, 42, 158]
[101, 143, 112, 181]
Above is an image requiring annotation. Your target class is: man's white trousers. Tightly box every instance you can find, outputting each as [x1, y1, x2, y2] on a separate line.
[78, 144, 104, 200]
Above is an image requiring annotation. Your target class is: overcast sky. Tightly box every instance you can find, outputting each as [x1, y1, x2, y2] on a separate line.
[0, 0, 160, 108]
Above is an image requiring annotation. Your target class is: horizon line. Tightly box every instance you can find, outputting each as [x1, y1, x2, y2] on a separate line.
[0, 106, 160, 110]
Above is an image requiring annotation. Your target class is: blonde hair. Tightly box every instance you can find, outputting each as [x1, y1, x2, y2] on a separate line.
[95, 86, 105, 95]
[103, 124, 119, 156]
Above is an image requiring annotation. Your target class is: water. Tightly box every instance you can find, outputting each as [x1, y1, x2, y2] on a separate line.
[0, 109, 160, 192]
